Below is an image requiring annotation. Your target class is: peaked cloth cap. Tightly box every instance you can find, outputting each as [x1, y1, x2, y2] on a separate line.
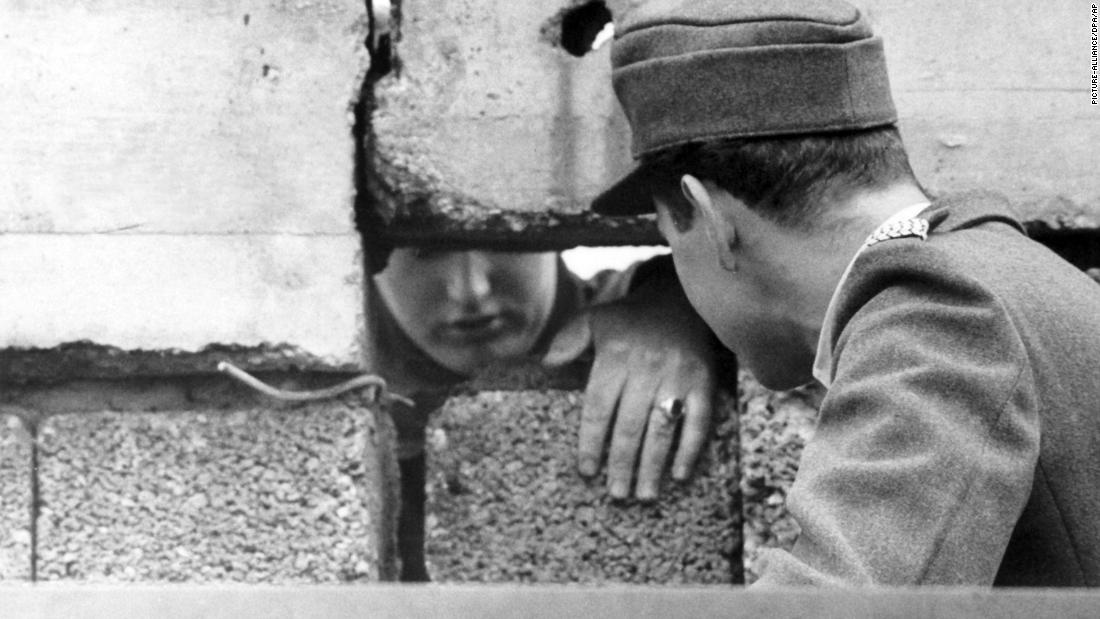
[593, 0, 898, 215]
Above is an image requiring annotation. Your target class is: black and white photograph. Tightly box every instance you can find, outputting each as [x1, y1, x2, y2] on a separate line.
[1, 0, 1097, 616]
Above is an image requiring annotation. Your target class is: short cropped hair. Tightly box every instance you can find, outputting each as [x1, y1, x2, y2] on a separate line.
[641, 126, 919, 231]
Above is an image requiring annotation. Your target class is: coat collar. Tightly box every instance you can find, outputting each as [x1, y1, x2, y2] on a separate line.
[811, 191, 1025, 388]
[919, 190, 1025, 236]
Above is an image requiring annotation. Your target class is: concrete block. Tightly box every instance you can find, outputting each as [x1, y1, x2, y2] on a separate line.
[35, 398, 396, 582]
[868, 0, 1100, 231]
[0, 1, 373, 375]
[424, 390, 740, 584]
[898, 92, 1100, 232]
[0, 233, 365, 372]
[0, 414, 33, 581]
[0, 1, 368, 235]
[369, 0, 658, 248]
[864, 1, 1078, 93]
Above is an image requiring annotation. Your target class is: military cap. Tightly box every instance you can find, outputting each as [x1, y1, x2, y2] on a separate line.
[593, 0, 897, 215]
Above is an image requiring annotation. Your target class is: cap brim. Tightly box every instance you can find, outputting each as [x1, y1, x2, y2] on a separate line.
[591, 165, 657, 216]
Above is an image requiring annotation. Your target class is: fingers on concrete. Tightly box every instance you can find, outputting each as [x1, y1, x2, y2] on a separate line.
[425, 390, 742, 584]
[0, 414, 33, 581]
[35, 403, 386, 583]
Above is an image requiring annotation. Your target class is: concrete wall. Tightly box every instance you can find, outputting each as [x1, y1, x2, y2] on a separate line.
[865, 0, 1098, 231]
[2, 0, 1097, 589]
[369, 0, 652, 248]
[0, 379, 398, 582]
[1, 1, 370, 371]
[0, 416, 33, 580]
[370, 0, 1099, 247]
[425, 390, 741, 584]
[0, 1, 399, 585]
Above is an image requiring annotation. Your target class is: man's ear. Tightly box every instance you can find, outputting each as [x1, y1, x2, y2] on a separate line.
[680, 175, 738, 273]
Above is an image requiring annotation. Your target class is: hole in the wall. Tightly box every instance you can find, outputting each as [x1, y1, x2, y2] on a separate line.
[356, 0, 399, 273]
[1030, 230, 1100, 272]
[561, 246, 669, 279]
[560, 1, 614, 57]
[367, 0, 395, 79]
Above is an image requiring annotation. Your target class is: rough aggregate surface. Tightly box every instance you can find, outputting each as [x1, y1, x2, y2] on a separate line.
[738, 372, 821, 584]
[425, 390, 740, 584]
[36, 399, 386, 583]
[0, 415, 32, 580]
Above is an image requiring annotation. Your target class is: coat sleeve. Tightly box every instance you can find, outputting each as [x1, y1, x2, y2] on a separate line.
[754, 271, 1040, 586]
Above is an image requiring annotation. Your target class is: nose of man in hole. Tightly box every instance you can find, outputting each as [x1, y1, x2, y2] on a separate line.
[374, 248, 559, 376]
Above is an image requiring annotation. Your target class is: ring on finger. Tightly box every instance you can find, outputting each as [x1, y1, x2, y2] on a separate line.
[653, 397, 685, 424]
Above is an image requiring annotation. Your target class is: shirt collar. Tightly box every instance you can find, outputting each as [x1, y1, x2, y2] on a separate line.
[811, 202, 931, 388]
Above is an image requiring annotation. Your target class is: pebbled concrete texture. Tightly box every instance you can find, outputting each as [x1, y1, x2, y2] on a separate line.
[35, 397, 395, 583]
[0, 414, 32, 581]
[424, 390, 741, 584]
[738, 373, 821, 585]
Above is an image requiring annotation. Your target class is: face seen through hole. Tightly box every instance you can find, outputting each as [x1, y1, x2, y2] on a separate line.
[374, 248, 559, 376]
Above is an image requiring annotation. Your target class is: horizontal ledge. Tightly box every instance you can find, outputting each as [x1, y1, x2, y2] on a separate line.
[0, 231, 361, 238]
[376, 212, 663, 251]
[374, 212, 1100, 251]
[4, 584, 1100, 619]
[1024, 218, 1100, 236]
[0, 234, 364, 358]
[895, 87, 1089, 94]
[0, 341, 361, 382]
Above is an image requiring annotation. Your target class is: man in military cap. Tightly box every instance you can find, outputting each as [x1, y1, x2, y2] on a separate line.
[594, 0, 1100, 586]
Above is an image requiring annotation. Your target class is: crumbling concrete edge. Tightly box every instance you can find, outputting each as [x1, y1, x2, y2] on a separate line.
[379, 209, 663, 251]
[0, 341, 362, 383]
[369, 149, 1100, 251]
[365, 149, 661, 251]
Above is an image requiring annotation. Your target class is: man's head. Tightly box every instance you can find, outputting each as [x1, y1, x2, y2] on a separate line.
[642, 126, 918, 232]
[650, 133, 925, 389]
[374, 249, 558, 375]
[593, 0, 923, 388]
